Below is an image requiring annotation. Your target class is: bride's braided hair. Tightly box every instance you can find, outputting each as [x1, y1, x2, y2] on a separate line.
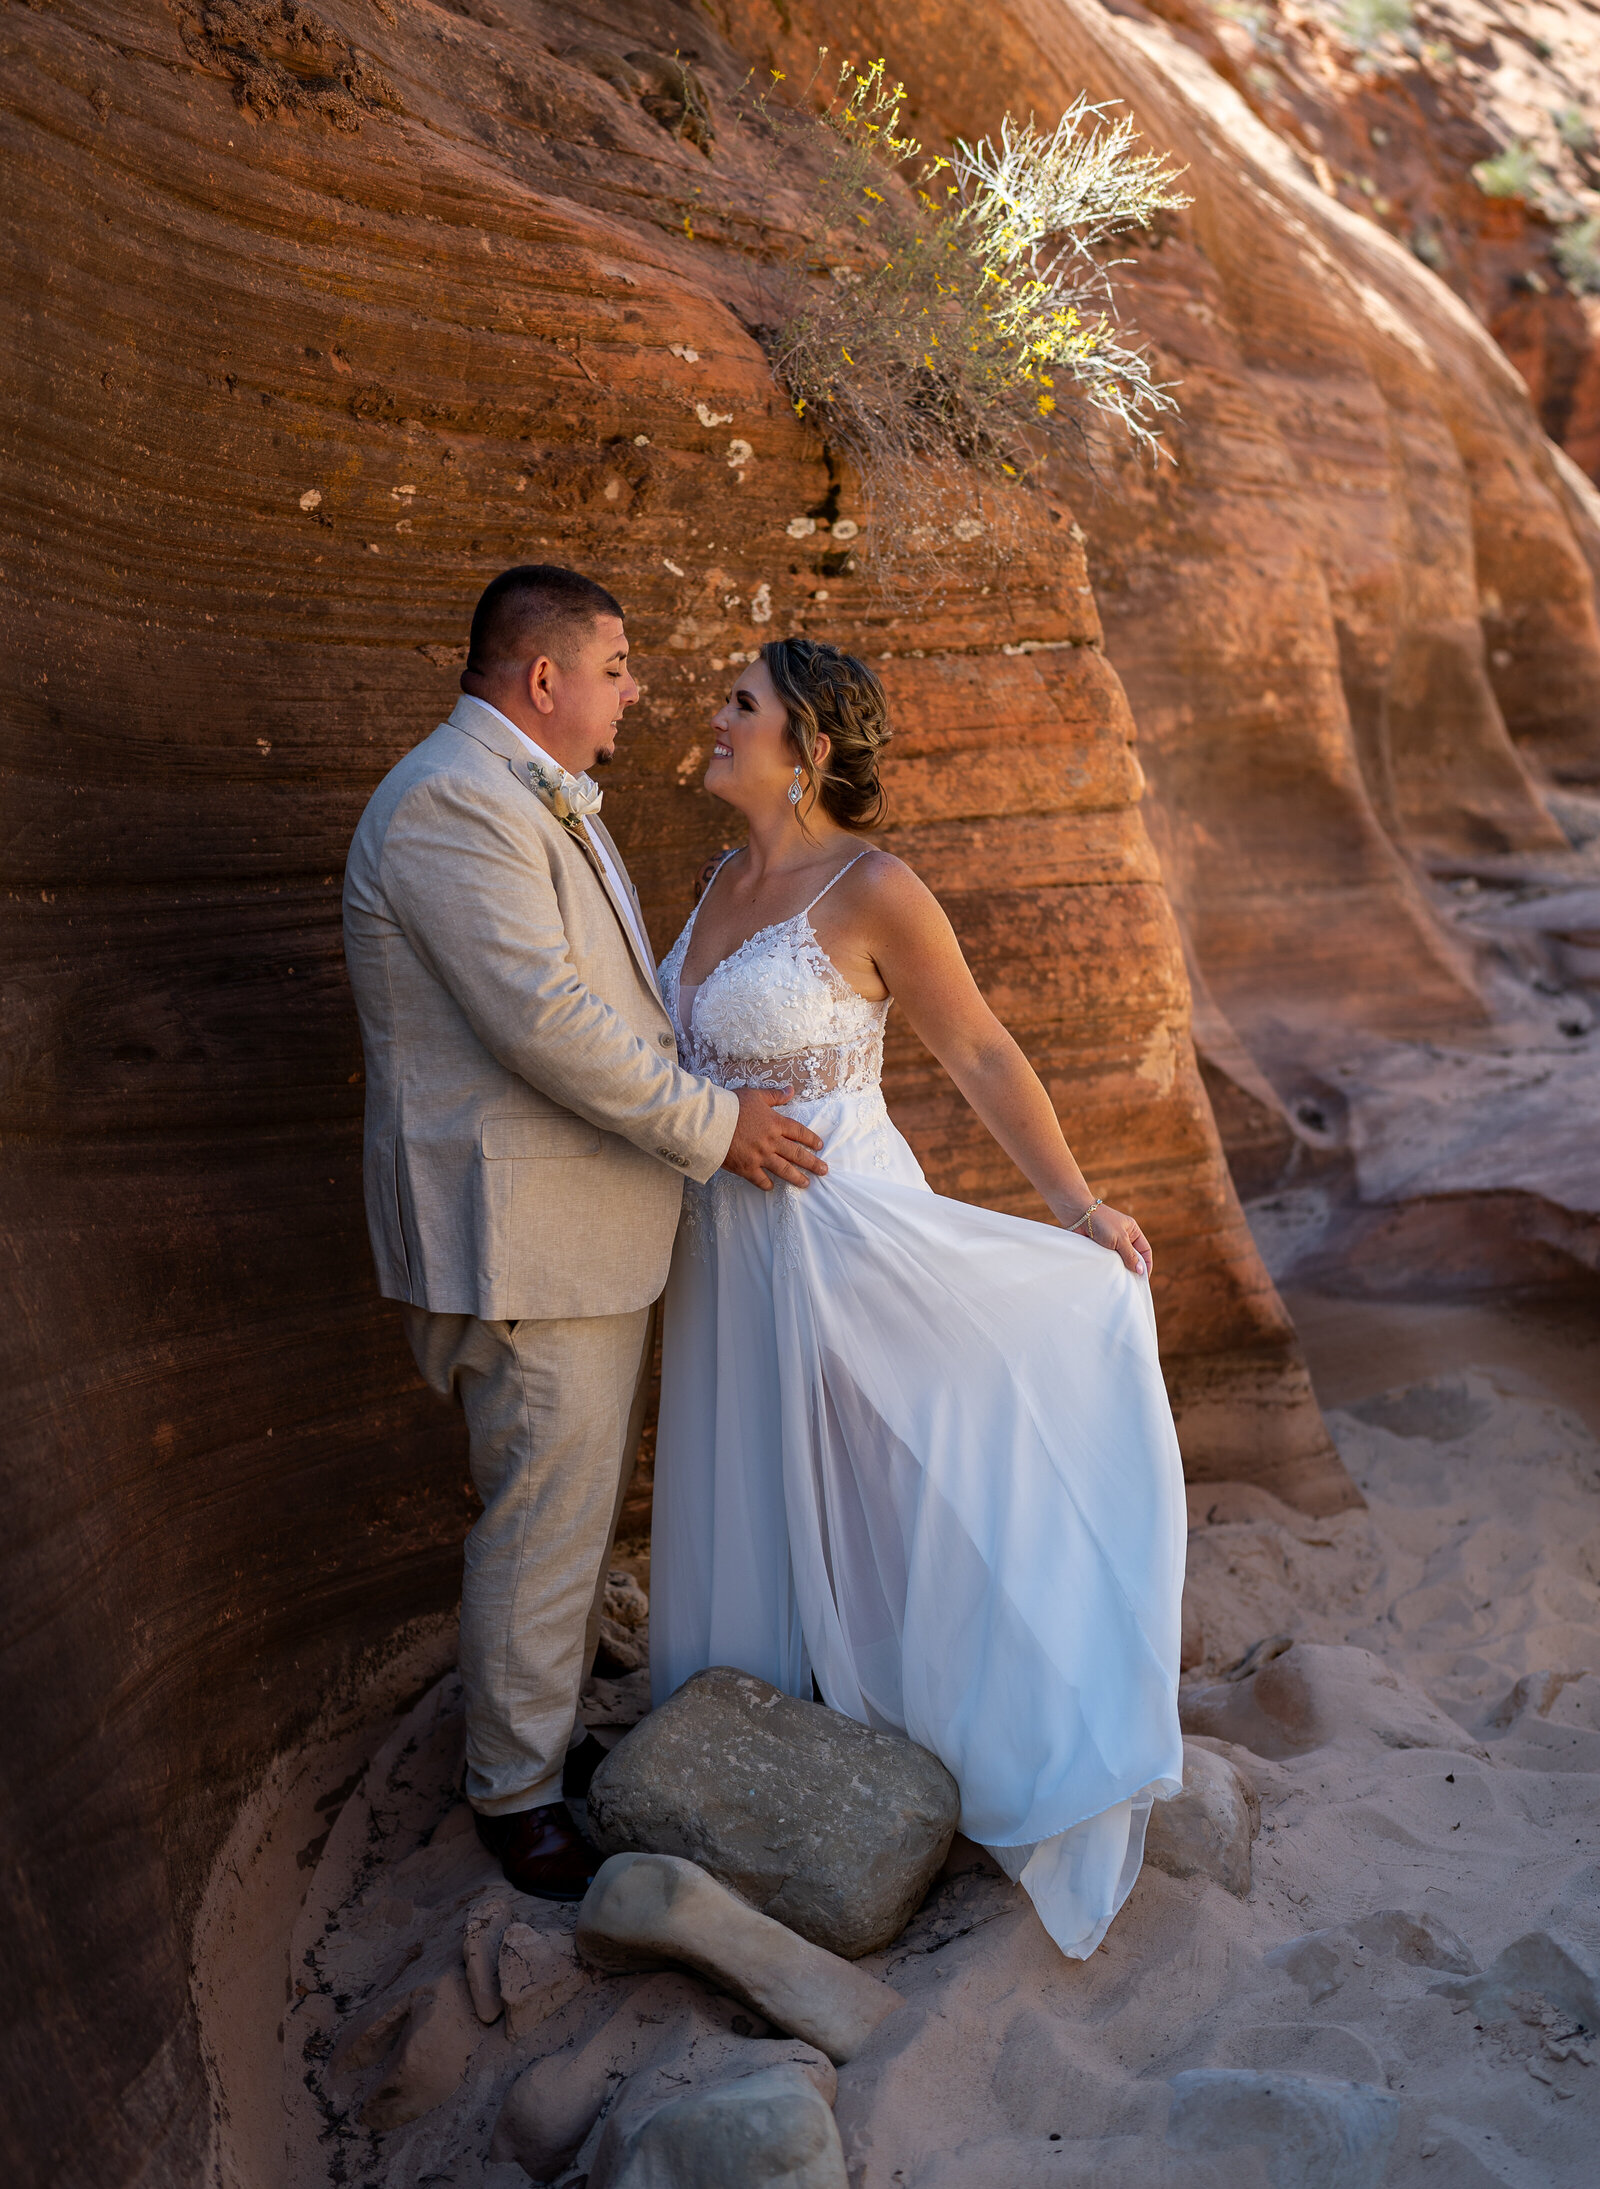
[761, 637, 891, 833]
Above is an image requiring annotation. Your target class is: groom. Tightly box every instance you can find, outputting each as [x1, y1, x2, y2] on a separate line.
[343, 565, 826, 1897]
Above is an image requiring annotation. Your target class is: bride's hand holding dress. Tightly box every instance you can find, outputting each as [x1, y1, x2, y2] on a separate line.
[790, 844, 1155, 1277]
[651, 640, 1186, 1961]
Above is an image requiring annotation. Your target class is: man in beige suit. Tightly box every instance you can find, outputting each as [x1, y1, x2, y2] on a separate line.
[343, 566, 825, 1896]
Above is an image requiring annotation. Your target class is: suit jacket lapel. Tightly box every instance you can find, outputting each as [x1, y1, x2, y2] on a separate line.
[446, 698, 662, 1003]
[586, 813, 663, 1001]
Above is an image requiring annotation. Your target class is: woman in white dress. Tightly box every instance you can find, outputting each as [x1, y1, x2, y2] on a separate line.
[650, 638, 1185, 1959]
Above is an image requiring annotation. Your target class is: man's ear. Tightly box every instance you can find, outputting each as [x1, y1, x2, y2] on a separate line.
[527, 654, 559, 717]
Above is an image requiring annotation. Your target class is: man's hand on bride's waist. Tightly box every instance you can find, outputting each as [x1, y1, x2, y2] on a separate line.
[721, 1086, 828, 1192]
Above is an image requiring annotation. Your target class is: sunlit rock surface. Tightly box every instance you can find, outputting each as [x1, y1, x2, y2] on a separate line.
[733, 0, 1600, 1294]
[6, 2, 1599, 2181]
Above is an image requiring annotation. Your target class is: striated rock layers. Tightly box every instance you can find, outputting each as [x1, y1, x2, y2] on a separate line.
[734, 0, 1600, 1292]
[2, 5, 1333, 2183]
[9, 2, 1594, 2184]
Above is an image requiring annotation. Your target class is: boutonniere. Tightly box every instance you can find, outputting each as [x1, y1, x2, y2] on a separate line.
[517, 756, 604, 845]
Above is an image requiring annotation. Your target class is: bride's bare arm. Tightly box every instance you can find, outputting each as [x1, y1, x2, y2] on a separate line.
[836, 854, 1153, 1275]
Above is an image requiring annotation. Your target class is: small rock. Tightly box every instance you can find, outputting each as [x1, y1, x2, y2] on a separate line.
[462, 1890, 515, 2022]
[499, 1920, 587, 2038]
[1185, 1731, 1299, 1806]
[576, 1852, 904, 2064]
[1166, 2068, 1400, 2189]
[1429, 1930, 1600, 2033]
[490, 1971, 830, 2180]
[596, 1612, 646, 1677]
[1345, 1378, 1490, 1443]
[1484, 1668, 1589, 1730]
[589, 1667, 959, 1957]
[589, 2062, 849, 2189]
[332, 1989, 415, 2076]
[1271, 1908, 1475, 2004]
[357, 1967, 482, 2131]
[582, 1664, 654, 1731]
[1144, 1740, 1258, 1895]
[1180, 1642, 1486, 1761]
[603, 1568, 649, 1629]
[1180, 1586, 1205, 1672]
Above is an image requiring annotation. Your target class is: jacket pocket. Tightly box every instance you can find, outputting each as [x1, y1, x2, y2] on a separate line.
[481, 1113, 602, 1160]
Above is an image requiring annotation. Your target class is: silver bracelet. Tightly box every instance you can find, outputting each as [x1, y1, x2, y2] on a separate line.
[1068, 1197, 1104, 1236]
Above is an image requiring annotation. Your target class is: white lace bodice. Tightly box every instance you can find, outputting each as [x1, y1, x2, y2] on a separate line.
[659, 851, 889, 1100]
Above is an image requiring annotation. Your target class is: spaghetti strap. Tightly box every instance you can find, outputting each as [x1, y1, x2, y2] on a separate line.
[802, 849, 871, 918]
[687, 848, 740, 936]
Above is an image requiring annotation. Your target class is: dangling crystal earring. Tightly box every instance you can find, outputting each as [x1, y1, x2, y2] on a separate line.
[787, 766, 803, 807]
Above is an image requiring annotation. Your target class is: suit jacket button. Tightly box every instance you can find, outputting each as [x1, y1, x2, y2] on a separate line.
[658, 1032, 673, 1048]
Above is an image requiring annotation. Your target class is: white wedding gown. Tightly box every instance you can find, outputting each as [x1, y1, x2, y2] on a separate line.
[649, 853, 1187, 1957]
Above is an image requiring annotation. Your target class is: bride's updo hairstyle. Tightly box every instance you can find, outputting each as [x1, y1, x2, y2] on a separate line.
[761, 636, 891, 833]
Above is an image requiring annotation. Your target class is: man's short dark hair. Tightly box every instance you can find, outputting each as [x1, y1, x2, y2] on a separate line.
[467, 565, 624, 675]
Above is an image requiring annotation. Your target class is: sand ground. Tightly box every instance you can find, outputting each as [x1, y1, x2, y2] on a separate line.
[194, 1292, 1600, 2186]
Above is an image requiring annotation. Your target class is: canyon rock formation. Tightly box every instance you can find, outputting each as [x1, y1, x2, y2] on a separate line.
[3, 2, 1597, 2186]
[737, 0, 1600, 1282]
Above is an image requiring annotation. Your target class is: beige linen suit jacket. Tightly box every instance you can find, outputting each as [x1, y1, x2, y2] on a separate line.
[343, 694, 738, 1321]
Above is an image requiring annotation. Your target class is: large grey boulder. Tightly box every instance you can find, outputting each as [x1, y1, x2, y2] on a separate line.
[588, 2062, 849, 2189]
[576, 1851, 904, 2065]
[1144, 1739, 1259, 1896]
[588, 1666, 959, 1957]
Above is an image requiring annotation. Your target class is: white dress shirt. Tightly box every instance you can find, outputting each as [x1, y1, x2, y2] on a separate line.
[466, 698, 654, 971]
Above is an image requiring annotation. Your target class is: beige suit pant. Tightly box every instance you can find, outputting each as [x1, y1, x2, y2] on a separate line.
[401, 1303, 653, 1815]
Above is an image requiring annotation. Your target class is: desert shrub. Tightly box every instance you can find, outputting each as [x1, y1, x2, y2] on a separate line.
[1553, 104, 1595, 156]
[1474, 142, 1546, 199]
[1555, 215, 1600, 293]
[754, 59, 1188, 590]
[1338, 0, 1413, 53]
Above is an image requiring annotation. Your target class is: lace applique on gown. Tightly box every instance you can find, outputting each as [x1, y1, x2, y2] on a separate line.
[660, 854, 891, 1259]
[650, 850, 1187, 1959]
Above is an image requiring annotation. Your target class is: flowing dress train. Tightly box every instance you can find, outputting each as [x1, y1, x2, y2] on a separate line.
[649, 853, 1187, 1957]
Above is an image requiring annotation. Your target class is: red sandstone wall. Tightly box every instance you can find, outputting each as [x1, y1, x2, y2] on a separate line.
[27, 0, 1598, 2179]
[730, 0, 1600, 1278]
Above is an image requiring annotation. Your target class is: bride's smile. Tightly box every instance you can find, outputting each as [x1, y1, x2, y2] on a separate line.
[700, 656, 826, 818]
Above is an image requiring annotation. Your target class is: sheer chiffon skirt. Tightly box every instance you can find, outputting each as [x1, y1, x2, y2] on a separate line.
[650, 1089, 1187, 1958]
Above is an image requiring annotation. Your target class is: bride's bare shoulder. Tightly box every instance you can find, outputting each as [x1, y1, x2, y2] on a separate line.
[845, 846, 942, 918]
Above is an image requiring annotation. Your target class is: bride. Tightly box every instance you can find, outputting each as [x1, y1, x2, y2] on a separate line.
[649, 636, 1186, 1959]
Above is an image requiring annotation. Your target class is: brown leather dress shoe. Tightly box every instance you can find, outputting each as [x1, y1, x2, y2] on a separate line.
[474, 1802, 598, 1901]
